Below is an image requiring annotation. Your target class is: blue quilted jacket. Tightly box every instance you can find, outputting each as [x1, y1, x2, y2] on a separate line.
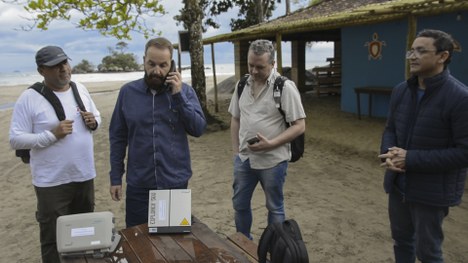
[381, 70, 468, 206]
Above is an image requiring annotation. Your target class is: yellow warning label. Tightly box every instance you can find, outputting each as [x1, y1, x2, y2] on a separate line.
[180, 218, 190, 226]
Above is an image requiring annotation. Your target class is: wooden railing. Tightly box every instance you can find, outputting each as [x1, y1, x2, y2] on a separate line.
[312, 57, 341, 95]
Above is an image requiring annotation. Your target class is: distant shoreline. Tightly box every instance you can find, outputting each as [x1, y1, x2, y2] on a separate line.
[0, 75, 233, 111]
[0, 69, 235, 87]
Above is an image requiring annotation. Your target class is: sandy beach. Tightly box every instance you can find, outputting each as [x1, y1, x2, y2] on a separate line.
[1, 76, 467, 262]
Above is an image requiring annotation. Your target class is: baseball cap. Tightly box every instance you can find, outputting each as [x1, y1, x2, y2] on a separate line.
[35, 46, 71, 67]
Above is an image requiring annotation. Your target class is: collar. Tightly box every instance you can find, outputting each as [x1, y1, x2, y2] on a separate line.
[245, 69, 279, 88]
[266, 69, 280, 87]
[142, 79, 168, 95]
[407, 69, 449, 94]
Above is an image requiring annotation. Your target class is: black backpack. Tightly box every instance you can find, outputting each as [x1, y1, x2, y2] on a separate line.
[257, 219, 309, 263]
[237, 74, 305, 162]
[15, 81, 87, 164]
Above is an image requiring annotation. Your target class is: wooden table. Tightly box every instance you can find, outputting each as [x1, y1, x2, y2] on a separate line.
[61, 217, 256, 263]
[354, 86, 393, 119]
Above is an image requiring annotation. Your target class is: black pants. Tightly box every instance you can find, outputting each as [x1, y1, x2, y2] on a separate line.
[34, 179, 94, 263]
[389, 190, 448, 263]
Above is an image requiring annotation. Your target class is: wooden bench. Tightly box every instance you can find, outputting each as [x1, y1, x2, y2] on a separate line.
[61, 218, 253, 263]
[354, 86, 393, 119]
[227, 232, 260, 262]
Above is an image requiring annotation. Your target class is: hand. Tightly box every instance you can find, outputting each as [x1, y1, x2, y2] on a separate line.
[110, 185, 122, 201]
[51, 120, 74, 139]
[378, 147, 407, 172]
[248, 133, 272, 152]
[166, 71, 182, 94]
[80, 111, 97, 129]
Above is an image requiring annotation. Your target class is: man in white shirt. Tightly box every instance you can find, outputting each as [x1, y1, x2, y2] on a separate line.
[9, 46, 101, 263]
[228, 39, 306, 239]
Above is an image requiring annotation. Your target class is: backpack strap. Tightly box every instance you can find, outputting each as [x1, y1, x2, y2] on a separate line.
[17, 81, 90, 164]
[17, 82, 66, 164]
[29, 81, 90, 127]
[257, 223, 276, 263]
[276, 220, 303, 262]
[237, 74, 295, 131]
[237, 74, 250, 99]
[273, 76, 305, 162]
[70, 81, 87, 112]
[270, 222, 290, 263]
[29, 82, 66, 121]
[70, 81, 97, 130]
[237, 74, 288, 115]
[273, 76, 289, 126]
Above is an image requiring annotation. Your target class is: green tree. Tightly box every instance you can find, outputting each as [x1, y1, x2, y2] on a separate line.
[72, 59, 95, 73]
[203, 0, 309, 30]
[203, 0, 278, 30]
[116, 41, 128, 53]
[6, 0, 286, 124]
[98, 44, 140, 72]
[12, 0, 214, 116]
[17, 0, 166, 39]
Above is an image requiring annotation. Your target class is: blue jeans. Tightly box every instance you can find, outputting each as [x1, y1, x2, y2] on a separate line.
[232, 156, 288, 239]
[388, 190, 448, 263]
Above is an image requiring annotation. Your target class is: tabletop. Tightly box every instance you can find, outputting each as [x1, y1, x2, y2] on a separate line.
[60, 217, 254, 263]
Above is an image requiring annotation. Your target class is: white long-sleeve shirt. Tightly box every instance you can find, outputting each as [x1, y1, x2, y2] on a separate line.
[9, 82, 101, 187]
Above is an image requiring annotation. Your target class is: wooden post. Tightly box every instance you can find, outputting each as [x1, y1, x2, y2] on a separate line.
[276, 33, 283, 75]
[210, 43, 219, 113]
[234, 41, 249, 79]
[291, 40, 306, 92]
[406, 15, 417, 79]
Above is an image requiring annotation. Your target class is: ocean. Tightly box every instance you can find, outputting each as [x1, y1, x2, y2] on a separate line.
[0, 58, 331, 87]
[0, 64, 236, 87]
[0, 64, 236, 111]
[0, 61, 327, 110]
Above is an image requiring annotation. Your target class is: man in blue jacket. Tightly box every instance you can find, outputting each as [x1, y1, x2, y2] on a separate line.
[109, 37, 206, 227]
[379, 29, 468, 262]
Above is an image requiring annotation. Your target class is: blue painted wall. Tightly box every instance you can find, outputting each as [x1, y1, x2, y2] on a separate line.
[341, 11, 468, 118]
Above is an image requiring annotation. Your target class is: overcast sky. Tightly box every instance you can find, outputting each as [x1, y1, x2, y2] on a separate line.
[0, 1, 330, 73]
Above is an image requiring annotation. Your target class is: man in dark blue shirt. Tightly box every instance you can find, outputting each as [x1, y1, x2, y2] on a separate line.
[379, 29, 468, 262]
[109, 37, 206, 227]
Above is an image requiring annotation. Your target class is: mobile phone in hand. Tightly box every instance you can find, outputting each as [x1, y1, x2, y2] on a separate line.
[247, 136, 260, 145]
[163, 60, 176, 91]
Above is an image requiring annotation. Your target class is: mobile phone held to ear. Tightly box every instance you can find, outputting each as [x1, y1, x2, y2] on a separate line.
[163, 60, 176, 91]
[247, 136, 260, 145]
[169, 59, 176, 73]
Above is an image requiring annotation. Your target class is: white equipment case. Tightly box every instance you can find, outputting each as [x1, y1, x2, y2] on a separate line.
[56, 211, 121, 258]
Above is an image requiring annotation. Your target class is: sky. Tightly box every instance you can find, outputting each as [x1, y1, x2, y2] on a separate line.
[0, 0, 332, 73]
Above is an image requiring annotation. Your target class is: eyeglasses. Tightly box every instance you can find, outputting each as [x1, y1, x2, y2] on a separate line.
[406, 48, 438, 59]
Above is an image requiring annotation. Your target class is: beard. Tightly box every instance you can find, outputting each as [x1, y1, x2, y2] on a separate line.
[144, 71, 166, 92]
